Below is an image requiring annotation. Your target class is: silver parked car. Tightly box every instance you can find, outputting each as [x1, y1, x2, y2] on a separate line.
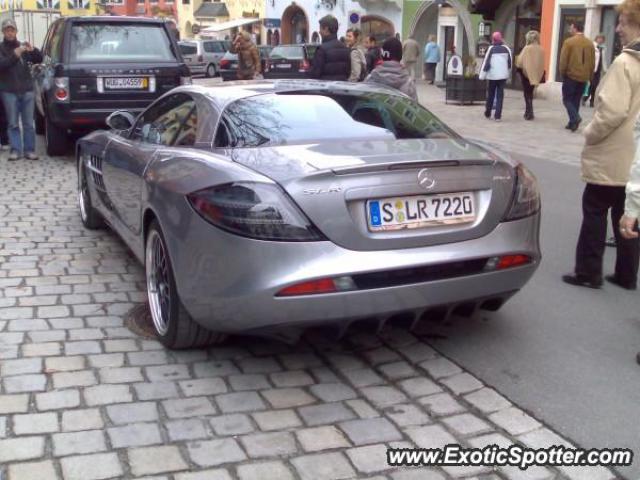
[178, 39, 230, 77]
[77, 80, 541, 349]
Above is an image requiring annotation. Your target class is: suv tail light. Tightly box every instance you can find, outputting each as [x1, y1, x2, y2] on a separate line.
[299, 59, 310, 72]
[54, 77, 69, 102]
[220, 59, 230, 69]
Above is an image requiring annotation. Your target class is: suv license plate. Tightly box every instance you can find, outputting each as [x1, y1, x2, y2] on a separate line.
[104, 77, 148, 90]
[367, 192, 475, 231]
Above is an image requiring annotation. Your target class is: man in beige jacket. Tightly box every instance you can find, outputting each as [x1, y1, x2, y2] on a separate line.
[563, 0, 640, 290]
[402, 36, 420, 80]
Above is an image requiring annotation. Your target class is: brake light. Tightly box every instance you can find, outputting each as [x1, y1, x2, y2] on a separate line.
[485, 255, 532, 271]
[276, 276, 356, 297]
[220, 59, 230, 69]
[197, 55, 203, 62]
[54, 77, 69, 102]
[299, 59, 310, 72]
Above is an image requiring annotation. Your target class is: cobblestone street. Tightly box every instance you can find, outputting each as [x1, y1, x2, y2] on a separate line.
[0, 119, 618, 479]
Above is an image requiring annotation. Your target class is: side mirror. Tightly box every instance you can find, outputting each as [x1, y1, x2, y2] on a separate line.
[106, 111, 135, 131]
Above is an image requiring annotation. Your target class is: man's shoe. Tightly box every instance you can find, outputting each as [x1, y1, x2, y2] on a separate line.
[7, 151, 19, 161]
[25, 152, 38, 160]
[562, 274, 602, 289]
[570, 122, 580, 132]
[484, 112, 491, 119]
[0, 144, 10, 151]
[565, 123, 572, 130]
[495, 118, 502, 122]
[605, 275, 637, 291]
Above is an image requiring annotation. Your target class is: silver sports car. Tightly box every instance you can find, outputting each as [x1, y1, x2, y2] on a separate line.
[77, 80, 541, 349]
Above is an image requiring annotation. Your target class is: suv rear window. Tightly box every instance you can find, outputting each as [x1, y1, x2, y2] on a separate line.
[69, 23, 175, 62]
[269, 46, 304, 60]
[179, 42, 198, 55]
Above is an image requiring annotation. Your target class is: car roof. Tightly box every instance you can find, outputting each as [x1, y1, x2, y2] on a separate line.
[65, 15, 167, 24]
[178, 80, 407, 107]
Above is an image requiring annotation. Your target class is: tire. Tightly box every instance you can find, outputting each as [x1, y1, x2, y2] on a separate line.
[77, 155, 104, 230]
[45, 115, 70, 156]
[205, 63, 216, 78]
[145, 220, 226, 349]
[35, 109, 45, 135]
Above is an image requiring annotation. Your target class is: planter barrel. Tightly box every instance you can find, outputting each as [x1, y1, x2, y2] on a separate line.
[445, 75, 487, 105]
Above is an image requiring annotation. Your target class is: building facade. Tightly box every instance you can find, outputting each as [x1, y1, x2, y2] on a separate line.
[107, 0, 177, 22]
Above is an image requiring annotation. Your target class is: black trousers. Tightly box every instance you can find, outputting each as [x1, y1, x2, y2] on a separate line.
[0, 100, 7, 146]
[575, 183, 640, 284]
[424, 62, 437, 83]
[485, 79, 506, 119]
[520, 72, 535, 118]
[587, 70, 601, 105]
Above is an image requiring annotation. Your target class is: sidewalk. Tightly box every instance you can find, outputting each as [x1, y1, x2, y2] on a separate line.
[416, 80, 592, 167]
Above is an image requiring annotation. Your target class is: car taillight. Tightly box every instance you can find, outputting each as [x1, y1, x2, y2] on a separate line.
[220, 59, 230, 69]
[197, 54, 203, 62]
[187, 182, 326, 241]
[299, 59, 310, 72]
[485, 254, 532, 271]
[276, 276, 356, 296]
[54, 77, 69, 102]
[503, 164, 540, 221]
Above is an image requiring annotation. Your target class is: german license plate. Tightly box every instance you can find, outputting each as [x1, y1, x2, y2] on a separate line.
[230, 63, 238, 69]
[276, 63, 291, 68]
[367, 192, 475, 231]
[104, 77, 148, 90]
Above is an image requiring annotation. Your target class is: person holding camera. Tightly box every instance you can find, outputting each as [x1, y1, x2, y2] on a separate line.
[0, 18, 42, 161]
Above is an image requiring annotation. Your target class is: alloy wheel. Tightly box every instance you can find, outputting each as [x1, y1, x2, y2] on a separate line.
[146, 230, 171, 336]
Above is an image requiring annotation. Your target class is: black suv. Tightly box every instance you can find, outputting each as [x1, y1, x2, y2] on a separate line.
[34, 16, 191, 155]
[263, 44, 318, 79]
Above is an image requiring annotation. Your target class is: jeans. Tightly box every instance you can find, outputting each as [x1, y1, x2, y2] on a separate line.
[520, 72, 535, 119]
[562, 78, 585, 126]
[575, 183, 640, 285]
[1, 91, 36, 154]
[424, 62, 437, 83]
[485, 80, 506, 119]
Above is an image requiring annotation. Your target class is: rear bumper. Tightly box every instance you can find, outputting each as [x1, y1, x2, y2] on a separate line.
[47, 102, 145, 130]
[162, 203, 541, 333]
[264, 71, 309, 79]
[219, 71, 237, 82]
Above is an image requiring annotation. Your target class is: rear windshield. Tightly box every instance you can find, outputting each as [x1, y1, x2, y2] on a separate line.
[269, 46, 304, 60]
[70, 23, 175, 63]
[215, 91, 458, 148]
[179, 43, 197, 55]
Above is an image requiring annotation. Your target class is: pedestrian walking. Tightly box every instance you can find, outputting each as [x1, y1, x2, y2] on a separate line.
[515, 30, 545, 120]
[559, 22, 595, 132]
[364, 35, 381, 74]
[582, 34, 609, 108]
[479, 31, 512, 122]
[402, 35, 420, 80]
[0, 18, 42, 161]
[231, 31, 261, 80]
[365, 37, 417, 101]
[309, 15, 350, 81]
[423, 35, 440, 84]
[563, 0, 640, 291]
[345, 28, 367, 82]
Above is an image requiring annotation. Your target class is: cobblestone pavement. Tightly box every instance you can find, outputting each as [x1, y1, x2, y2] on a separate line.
[416, 81, 593, 167]
[0, 145, 618, 479]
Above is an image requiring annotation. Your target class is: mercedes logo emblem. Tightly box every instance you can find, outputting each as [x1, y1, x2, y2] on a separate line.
[418, 168, 436, 190]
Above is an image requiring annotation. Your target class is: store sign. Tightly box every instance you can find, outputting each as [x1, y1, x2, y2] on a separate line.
[263, 18, 281, 28]
[446, 54, 464, 76]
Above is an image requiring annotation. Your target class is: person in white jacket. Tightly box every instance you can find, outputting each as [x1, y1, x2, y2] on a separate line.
[620, 117, 640, 241]
[479, 31, 512, 121]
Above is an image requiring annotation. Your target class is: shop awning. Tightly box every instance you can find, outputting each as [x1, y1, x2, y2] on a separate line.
[200, 18, 261, 33]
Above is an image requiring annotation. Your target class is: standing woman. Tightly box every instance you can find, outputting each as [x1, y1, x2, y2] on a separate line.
[479, 31, 512, 121]
[516, 30, 545, 120]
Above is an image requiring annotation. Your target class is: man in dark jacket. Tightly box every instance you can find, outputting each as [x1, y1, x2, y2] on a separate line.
[309, 15, 350, 81]
[0, 18, 42, 160]
[364, 35, 381, 74]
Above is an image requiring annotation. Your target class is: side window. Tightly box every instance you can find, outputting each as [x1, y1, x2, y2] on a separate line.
[131, 93, 195, 146]
[213, 117, 231, 148]
[174, 108, 198, 147]
[203, 42, 214, 53]
[49, 22, 64, 62]
[212, 42, 224, 53]
[42, 21, 60, 58]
